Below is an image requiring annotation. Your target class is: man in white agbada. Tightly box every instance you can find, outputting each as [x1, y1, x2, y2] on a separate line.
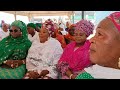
[24, 27, 63, 79]
[27, 23, 39, 42]
[0, 23, 9, 41]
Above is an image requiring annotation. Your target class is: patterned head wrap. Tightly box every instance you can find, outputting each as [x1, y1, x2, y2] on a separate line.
[11, 20, 28, 39]
[107, 12, 120, 32]
[42, 19, 55, 36]
[75, 19, 94, 37]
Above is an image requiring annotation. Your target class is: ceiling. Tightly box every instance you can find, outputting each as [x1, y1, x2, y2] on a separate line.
[1, 11, 74, 17]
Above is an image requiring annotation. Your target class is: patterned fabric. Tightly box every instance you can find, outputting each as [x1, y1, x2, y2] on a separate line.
[0, 20, 31, 79]
[57, 40, 91, 79]
[75, 20, 94, 37]
[42, 19, 55, 37]
[27, 23, 36, 29]
[107, 12, 120, 32]
[57, 61, 69, 76]
[84, 64, 120, 79]
[75, 72, 94, 79]
[0, 65, 26, 79]
[26, 37, 63, 79]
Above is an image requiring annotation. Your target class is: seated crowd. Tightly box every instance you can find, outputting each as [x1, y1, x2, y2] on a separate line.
[0, 12, 120, 79]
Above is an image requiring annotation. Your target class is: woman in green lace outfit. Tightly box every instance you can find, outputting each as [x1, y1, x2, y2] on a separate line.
[0, 20, 31, 79]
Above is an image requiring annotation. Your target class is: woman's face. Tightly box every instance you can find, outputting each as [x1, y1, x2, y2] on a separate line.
[69, 26, 75, 36]
[10, 26, 22, 38]
[74, 29, 87, 44]
[2, 24, 8, 32]
[90, 18, 120, 67]
[27, 27, 35, 34]
[39, 28, 49, 43]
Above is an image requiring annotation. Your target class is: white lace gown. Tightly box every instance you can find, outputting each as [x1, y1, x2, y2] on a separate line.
[26, 37, 63, 79]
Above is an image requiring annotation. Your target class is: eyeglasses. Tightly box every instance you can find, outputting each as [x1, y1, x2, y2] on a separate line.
[9, 29, 19, 33]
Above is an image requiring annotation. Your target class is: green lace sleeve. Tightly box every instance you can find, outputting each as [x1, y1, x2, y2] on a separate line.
[75, 72, 94, 79]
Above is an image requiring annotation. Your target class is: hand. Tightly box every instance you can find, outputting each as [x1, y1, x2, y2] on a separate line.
[71, 74, 77, 79]
[65, 69, 72, 77]
[5, 60, 14, 68]
[39, 70, 49, 78]
[24, 71, 40, 79]
[5, 60, 24, 68]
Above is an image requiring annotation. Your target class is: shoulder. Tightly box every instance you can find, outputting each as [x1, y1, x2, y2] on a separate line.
[76, 71, 94, 79]
[86, 40, 90, 44]
[23, 39, 32, 48]
[49, 38, 61, 46]
[65, 41, 75, 49]
[84, 40, 91, 47]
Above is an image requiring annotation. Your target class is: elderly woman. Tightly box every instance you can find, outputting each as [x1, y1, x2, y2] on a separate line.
[23, 21, 63, 79]
[0, 20, 31, 79]
[75, 12, 120, 79]
[57, 20, 94, 79]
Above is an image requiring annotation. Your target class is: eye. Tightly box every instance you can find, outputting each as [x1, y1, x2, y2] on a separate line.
[79, 34, 83, 36]
[97, 32, 102, 36]
[74, 33, 77, 36]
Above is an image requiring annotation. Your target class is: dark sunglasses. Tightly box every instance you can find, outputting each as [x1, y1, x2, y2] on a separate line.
[9, 29, 19, 33]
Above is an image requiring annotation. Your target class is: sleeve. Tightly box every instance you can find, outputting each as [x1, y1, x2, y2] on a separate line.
[56, 44, 70, 75]
[26, 44, 38, 71]
[45, 42, 63, 79]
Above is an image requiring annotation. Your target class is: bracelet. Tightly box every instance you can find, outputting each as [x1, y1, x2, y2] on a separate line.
[69, 74, 73, 79]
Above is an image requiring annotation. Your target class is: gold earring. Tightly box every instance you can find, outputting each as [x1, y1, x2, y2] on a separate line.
[118, 57, 120, 68]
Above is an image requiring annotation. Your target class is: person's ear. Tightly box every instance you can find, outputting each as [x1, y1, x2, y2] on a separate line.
[118, 57, 120, 68]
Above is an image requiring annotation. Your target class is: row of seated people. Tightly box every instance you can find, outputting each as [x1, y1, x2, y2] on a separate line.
[0, 12, 120, 79]
[0, 18, 93, 79]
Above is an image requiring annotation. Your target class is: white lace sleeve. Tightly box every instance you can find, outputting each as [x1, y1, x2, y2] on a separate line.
[26, 42, 40, 71]
[45, 43, 63, 79]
